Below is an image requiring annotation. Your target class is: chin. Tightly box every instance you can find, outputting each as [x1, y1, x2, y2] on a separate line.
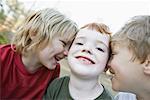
[112, 85, 119, 91]
[111, 79, 120, 91]
[46, 64, 56, 70]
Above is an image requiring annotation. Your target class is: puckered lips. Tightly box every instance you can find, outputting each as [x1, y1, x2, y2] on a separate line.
[107, 68, 115, 80]
[109, 68, 115, 74]
[75, 56, 95, 64]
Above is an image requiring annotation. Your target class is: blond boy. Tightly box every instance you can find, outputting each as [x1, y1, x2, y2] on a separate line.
[0, 8, 78, 99]
[109, 16, 150, 100]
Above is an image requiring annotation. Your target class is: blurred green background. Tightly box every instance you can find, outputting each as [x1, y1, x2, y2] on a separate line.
[0, 0, 31, 44]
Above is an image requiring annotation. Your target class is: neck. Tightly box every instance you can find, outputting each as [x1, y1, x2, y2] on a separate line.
[133, 85, 150, 100]
[136, 91, 150, 100]
[69, 72, 103, 100]
[134, 77, 150, 100]
[22, 51, 42, 73]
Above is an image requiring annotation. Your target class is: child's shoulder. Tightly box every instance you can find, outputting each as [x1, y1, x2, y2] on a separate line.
[96, 84, 114, 100]
[115, 92, 136, 100]
[46, 76, 70, 94]
[0, 44, 14, 55]
[50, 76, 70, 86]
[0, 44, 11, 49]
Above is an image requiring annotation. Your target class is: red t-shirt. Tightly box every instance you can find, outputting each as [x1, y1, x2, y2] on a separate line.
[0, 45, 60, 100]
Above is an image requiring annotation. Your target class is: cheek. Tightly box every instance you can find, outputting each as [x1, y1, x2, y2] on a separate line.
[96, 63, 106, 72]
[69, 46, 79, 54]
[97, 53, 109, 64]
[54, 45, 64, 53]
[110, 55, 120, 68]
[38, 48, 47, 57]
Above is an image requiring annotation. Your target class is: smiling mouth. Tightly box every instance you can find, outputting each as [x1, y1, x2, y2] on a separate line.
[75, 56, 95, 64]
[55, 56, 61, 62]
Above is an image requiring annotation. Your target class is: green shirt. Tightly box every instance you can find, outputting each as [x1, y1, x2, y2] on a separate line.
[43, 76, 114, 100]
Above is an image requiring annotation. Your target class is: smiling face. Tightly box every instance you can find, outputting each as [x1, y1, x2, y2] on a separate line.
[108, 43, 149, 92]
[68, 28, 110, 78]
[37, 35, 73, 70]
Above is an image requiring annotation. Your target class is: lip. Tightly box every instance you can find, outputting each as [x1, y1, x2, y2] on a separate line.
[109, 68, 115, 74]
[75, 56, 95, 64]
[55, 56, 61, 61]
[106, 68, 115, 80]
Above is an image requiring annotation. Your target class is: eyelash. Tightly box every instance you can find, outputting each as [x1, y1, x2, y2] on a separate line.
[76, 42, 105, 52]
[60, 40, 66, 47]
[76, 43, 83, 45]
[96, 48, 104, 52]
[111, 52, 116, 56]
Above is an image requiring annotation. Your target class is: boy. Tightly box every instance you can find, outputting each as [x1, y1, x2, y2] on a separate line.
[43, 22, 114, 100]
[0, 8, 78, 99]
[108, 16, 150, 100]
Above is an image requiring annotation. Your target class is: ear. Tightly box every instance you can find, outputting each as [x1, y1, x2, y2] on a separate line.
[143, 59, 150, 75]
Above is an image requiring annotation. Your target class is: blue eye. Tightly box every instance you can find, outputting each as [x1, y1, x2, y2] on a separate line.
[97, 48, 104, 52]
[76, 43, 83, 45]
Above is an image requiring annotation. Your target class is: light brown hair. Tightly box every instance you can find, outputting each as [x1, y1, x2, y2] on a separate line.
[111, 16, 150, 63]
[81, 22, 111, 35]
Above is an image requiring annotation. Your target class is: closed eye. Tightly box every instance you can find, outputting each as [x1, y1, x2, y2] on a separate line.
[60, 40, 66, 47]
[76, 43, 83, 45]
[96, 48, 104, 52]
[111, 52, 116, 56]
[109, 52, 116, 60]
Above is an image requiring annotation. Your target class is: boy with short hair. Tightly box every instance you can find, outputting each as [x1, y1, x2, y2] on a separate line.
[0, 8, 78, 99]
[44, 22, 114, 100]
[109, 16, 150, 100]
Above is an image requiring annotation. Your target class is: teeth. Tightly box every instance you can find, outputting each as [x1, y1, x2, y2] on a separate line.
[77, 57, 92, 64]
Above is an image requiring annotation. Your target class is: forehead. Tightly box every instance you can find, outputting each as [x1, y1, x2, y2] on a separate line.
[111, 41, 122, 50]
[58, 33, 76, 42]
[76, 29, 110, 46]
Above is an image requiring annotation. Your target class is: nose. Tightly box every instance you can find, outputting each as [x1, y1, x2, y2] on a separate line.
[63, 50, 68, 56]
[107, 60, 115, 74]
[82, 49, 92, 55]
[107, 58, 112, 70]
[56, 50, 68, 61]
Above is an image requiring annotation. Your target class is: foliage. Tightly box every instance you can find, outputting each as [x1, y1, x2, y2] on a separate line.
[0, 33, 8, 44]
[0, 0, 26, 44]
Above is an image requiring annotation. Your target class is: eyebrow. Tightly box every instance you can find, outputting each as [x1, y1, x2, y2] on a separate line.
[97, 40, 109, 48]
[75, 36, 85, 39]
[76, 36, 109, 48]
[60, 40, 67, 45]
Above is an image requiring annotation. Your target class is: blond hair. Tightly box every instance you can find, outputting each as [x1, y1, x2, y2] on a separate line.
[111, 16, 150, 63]
[12, 8, 78, 54]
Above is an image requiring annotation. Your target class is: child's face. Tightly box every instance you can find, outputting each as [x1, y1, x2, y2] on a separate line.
[68, 28, 110, 78]
[109, 43, 145, 92]
[37, 35, 73, 69]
